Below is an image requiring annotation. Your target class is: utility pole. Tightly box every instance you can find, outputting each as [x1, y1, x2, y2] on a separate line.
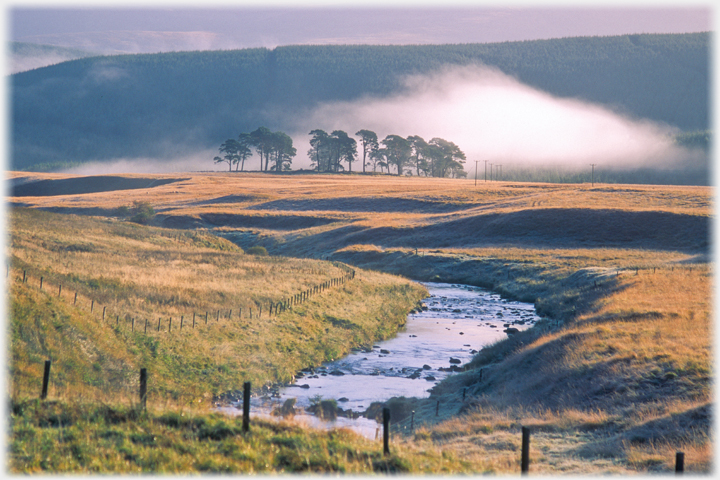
[496, 164, 502, 181]
[489, 163, 493, 181]
[590, 164, 596, 187]
[484, 160, 488, 182]
[475, 160, 479, 186]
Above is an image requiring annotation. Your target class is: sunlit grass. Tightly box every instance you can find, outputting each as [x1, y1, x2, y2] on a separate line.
[9, 208, 426, 405]
[7, 172, 712, 474]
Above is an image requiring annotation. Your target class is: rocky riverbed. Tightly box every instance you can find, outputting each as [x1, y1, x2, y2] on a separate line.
[220, 282, 542, 437]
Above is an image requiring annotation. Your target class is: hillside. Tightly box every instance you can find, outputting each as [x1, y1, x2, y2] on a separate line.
[9, 206, 425, 402]
[8, 172, 712, 473]
[9, 41, 99, 74]
[10, 33, 709, 170]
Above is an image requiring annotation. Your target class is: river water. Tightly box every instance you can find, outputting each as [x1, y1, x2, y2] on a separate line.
[219, 282, 541, 438]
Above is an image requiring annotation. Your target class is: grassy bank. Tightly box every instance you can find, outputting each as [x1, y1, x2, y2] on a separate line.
[9, 208, 426, 404]
[12, 396, 580, 474]
[333, 247, 711, 473]
[9, 399, 407, 473]
[8, 172, 712, 473]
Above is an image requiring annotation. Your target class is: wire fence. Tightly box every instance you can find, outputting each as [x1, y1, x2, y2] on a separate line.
[8, 263, 356, 336]
[12, 263, 694, 472]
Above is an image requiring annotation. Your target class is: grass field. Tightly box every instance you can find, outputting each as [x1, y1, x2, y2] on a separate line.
[7, 171, 712, 473]
[9, 208, 426, 405]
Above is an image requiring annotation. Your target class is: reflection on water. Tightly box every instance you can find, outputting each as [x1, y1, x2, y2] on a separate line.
[222, 282, 541, 438]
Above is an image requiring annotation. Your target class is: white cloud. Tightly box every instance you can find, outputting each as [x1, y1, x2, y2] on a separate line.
[289, 64, 698, 171]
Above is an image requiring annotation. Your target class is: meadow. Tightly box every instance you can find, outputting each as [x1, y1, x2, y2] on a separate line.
[9, 207, 425, 403]
[8, 171, 712, 473]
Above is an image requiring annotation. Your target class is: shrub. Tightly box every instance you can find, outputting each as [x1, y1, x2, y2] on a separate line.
[115, 205, 130, 218]
[247, 246, 268, 256]
[128, 201, 155, 225]
[308, 396, 338, 420]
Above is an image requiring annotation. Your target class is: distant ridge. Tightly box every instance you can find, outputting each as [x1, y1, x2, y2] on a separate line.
[9, 41, 99, 73]
[10, 33, 709, 170]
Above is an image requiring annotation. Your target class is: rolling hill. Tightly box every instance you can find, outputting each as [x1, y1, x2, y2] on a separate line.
[9, 41, 99, 74]
[10, 33, 710, 171]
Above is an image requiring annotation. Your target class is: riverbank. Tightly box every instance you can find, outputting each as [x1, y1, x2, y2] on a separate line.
[9, 208, 426, 404]
[330, 247, 711, 473]
[235, 283, 540, 427]
[8, 173, 712, 473]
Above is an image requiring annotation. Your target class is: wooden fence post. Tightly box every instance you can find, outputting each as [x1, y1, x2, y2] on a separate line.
[676, 451, 685, 474]
[521, 426, 530, 475]
[205, 312, 208, 324]
[383, 407, 390, 455]
[102, 306, 106, 321]
[193, 312, 196, 328]
[74, 292, 78, 305]
[169, 318, 172, 332]
[145, 318, 148, 333]
[40, 276, 43, 290]
[22, 270, 26, 283]
[243, 381, 251, 433]
[157, 318, 161, 332]
[40, 360, 51, 400]
[58, 284, 62, 297]
[139, 368, 147, 410]
[180, 316, 184, 330]
[131, 318, 134, 332]
[91, 300, 94, 313]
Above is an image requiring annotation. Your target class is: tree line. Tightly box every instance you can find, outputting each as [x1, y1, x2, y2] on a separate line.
[214, 127, 296, 172]
[215, 128, 467, 177]
[12, 33, 708, 171]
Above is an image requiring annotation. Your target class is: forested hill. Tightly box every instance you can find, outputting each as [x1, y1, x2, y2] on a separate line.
[9, 42, 99, 74]
[11, 32, 709, 170]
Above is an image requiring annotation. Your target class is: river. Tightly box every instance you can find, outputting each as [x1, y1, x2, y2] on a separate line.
[218, 282, 541, 438]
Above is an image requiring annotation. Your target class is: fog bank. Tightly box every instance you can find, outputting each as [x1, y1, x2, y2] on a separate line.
[63, 150, 218, 175]
[62, 64, 702, 176]
[290, 64, 698, 171]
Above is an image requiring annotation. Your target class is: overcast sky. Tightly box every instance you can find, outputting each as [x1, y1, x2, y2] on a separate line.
[7, 3, 714, 54]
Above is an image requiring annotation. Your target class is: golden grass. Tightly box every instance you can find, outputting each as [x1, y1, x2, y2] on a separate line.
[9, 172, 711, 219]
[7, 171, 713, 474]
[9, 208, 426, 405]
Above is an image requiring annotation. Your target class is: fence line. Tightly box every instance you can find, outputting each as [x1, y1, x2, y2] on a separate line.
[20, 261, 694, 472]
[9, 264, 356, 338]
[31, 360, 691, 474]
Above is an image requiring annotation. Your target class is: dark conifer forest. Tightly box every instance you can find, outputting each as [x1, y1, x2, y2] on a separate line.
[11, 33, 709, 175]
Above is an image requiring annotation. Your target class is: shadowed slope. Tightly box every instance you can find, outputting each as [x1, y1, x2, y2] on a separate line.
[12, 175, 184, 197]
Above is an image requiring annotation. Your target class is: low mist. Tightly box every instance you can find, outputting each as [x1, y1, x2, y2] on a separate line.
[63, 150, 218, 175]
[291, 64, 700, 172]
[60, 64, 703, 177]
[10, 53, 85, 74]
